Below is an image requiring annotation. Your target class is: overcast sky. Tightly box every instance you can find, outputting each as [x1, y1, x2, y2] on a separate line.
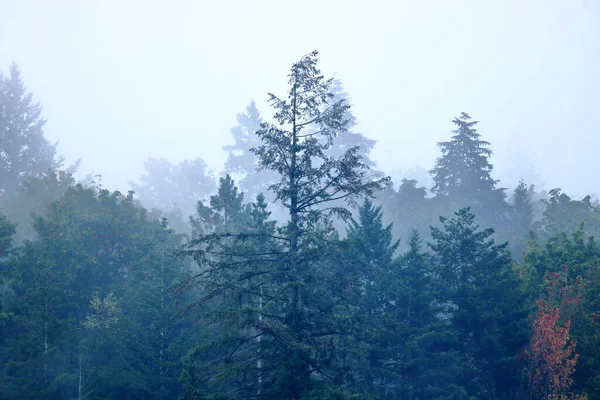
[1, 0, 599, 197]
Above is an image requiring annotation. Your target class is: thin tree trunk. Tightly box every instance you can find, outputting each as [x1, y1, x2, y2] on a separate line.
[78, 356, 83, 400]
[44, 302, 48, 382]
[257, 283, 263, 395]
[289, 72, 300, 328]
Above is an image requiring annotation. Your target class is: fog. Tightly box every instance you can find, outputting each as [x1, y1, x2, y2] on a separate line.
[2, 0, 599, 197]
[5, 2, 600, 398]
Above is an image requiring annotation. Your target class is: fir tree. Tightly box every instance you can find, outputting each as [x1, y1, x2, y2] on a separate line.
[429, 207, 529, 398]
[223, 101, 278, 201]
[0, 63, 64, 200]
[387, 231, 468, 399]
[346, 198, 399, 281]
[430, 112, 497, 197]
[512, 180, 534, 235]
[324, 79, 377, 171]
[189, 174, 247, 236]
[181, 50, 389, 399]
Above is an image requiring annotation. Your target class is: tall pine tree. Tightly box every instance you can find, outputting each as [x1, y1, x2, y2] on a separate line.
[180, 50, 389, 399]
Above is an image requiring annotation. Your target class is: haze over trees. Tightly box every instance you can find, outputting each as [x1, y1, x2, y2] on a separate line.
[1, 51, 599, 399]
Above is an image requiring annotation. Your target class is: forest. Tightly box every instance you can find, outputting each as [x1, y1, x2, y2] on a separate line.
[1, 51, 599, 400]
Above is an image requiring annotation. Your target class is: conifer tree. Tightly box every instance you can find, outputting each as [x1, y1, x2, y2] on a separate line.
[181, 50, 389, 399]
[430, 113, 498, 197]
[512, 180, 535, 235]
[0, 63, 64, 200]
[0, 186, 190, 399]
[223, 102, 278, 201]
[430, 207, 529, 398]
[324, 79, 377, 171]
[0, 213, 15, 257]
[346, 198, 398, 281]
[189, 174, 247, 236]
[387, 231, 468, 399]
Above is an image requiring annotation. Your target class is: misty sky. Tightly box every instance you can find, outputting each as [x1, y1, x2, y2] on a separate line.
[1, 1, 599, 198]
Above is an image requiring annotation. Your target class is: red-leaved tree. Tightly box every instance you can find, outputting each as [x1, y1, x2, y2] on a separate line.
[523, 300, 579, 400]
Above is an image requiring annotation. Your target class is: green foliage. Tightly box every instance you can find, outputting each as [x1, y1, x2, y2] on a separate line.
[512, 180, 535, 234]
[189, 174, 247, 236]
[430, 113, 498, 198]
[430, 207, 529, 398]
[4, 51, 600, 400]
[534, 188, 600, 240]
[524, 229, 600, 396]
[0, 213, 16, 257]
[0, 170, 75, 242]
[181, 51, 389, 399]
[0, 185, 192, 399]
[346, 198, 399, 274]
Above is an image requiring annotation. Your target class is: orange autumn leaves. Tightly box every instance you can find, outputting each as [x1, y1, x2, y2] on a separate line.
[523, 300, 579, 399]
[522, 267, 586, 400]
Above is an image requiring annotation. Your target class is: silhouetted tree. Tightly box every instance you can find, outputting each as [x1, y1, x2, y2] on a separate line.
[0, 63, 64, 200]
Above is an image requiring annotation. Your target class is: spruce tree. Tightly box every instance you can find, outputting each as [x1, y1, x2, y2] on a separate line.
[387, 231, 467, 399]
[223, 102, 278, 201]
[181, 50, 389, 399]
[324, 79, 377, 171]
[429, 207, 529, 398]
[429, 113, 509, 220]
[0, 63, 64, 200]
[430, 112, 497, 197]
[346, 198, 398, 282]
[512, 180, 534, 235]
[189, 174, 247, 236]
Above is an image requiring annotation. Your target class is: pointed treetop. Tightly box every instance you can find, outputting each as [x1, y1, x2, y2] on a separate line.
[430, 112, 499, 198]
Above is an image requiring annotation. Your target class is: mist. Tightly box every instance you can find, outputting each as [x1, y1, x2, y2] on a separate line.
[2, 1, 600, 399]
[2, 1, 599, 197]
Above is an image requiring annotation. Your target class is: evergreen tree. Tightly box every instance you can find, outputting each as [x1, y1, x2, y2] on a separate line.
[189, 174, 247, 236]
[511, 180, 534, 235]
[324, 79, 377, 171]
[387, 232, 468, 399]
[181, 50, 389, 399]
[378, 178, 431, 252]
[0, 213, 15, 257]
[0, 170, 75, 242]
[0, 185, 191, 399]
[429, 207, 529, 398]
[0, 213, 16, 366]
[342, 198, 398, 395]
[346, 198, 399, 280]
[0, 63, 64, 200]
[223, 101, 278, 201]
[429, 113, 508, 225]
[523, 229, 600, 397]
[534, 188, 600, 240]
[430, 112, 498, 197]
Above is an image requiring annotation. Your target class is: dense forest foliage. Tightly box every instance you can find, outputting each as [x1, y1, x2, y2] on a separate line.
[1, 53, 599, 399]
